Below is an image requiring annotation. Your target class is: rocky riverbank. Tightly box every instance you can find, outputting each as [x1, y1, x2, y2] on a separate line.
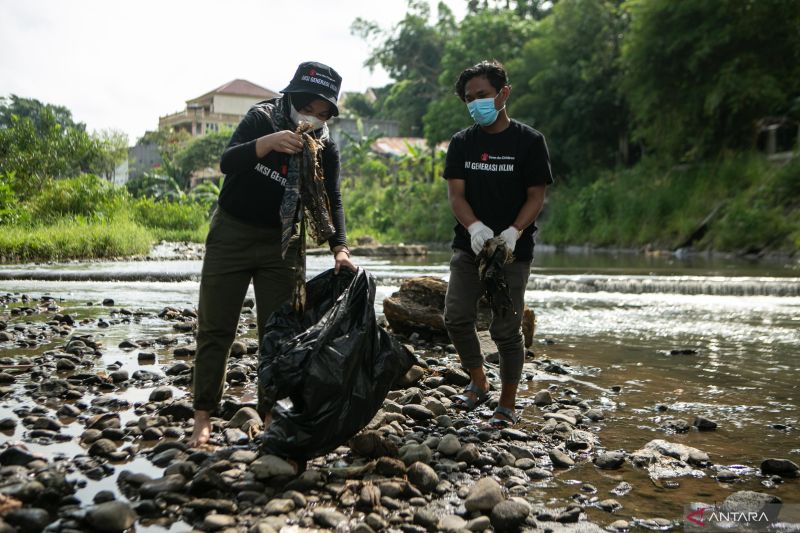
[0, 292, 797, 533]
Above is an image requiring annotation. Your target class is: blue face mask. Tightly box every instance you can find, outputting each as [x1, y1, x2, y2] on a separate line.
[466, 93, 504, 126]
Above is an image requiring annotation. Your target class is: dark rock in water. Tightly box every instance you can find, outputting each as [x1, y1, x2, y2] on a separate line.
[56, 403, 81, 418]
[0, 417, 17, 430]
[693, 416, 718, 431]
[230, 341, 247, 357]
[533, 390, 553, 406]
[491, 499, 531, 531]
[93, 491, 115, 503]
[407, 462, 438, 493]
[501, 428, 529, 441]
[85, 500, 137, 532]
[314, 508, 347, 528]
[227, 407, 261, 430]
[56, 359, 76, 371]
[159, 401, 194, 421]
[760, 458, 799, 478]
[165, 362, 190, 376]
[669, 348, 698, 355]
[102, 298, 114, 306]
[148, 386, 173, 402]
[173, 345, 196, 357]
[0, 447, 37, 466]
[108, 370, 129, 383]
[556, 506, 582, 523]
[137, 352, 156, 363]
[545, 363, 569, 375]
[549, 449, 575, 468]
[37, 379, 72, 398]
[132, 369, 162, 382]
[4, 507, 51, 532]
[595, 451, 626, 470]
[86, 413, 121, 431]
[598, 499, 622, 512]
[118, 339, 138, 350]
[89, 439, 118, 458]
[139, 474, 187, 498]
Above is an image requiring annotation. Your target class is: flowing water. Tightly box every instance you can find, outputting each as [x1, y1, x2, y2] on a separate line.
[0, 248, 797, 529]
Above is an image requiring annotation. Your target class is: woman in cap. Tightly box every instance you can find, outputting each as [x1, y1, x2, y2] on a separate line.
[188, 61, 355, 447]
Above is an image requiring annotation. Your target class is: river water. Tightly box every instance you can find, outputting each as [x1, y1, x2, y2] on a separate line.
[0, 248, 798, 528]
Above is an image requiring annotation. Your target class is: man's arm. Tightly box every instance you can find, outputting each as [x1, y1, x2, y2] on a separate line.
[447, 178, 479, 227]
[511, 185, 547, 231]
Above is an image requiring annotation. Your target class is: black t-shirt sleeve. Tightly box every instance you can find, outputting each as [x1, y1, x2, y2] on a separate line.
[521, 132, 554, 187]
[322, 139, 347, 249]
[219, 108, 274, 175]
[443, 133, 465, 180]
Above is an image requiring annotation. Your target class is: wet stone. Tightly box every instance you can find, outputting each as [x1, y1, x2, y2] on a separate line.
[85, 500, 137, 532]
[147, 386, 174, 403]
[464, 477, 503, 512]
[314, 508, 347, 528]
[491, 499, 531, 531]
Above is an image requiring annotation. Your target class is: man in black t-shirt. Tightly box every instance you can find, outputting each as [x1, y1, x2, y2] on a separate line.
[443, 60, 553, 427]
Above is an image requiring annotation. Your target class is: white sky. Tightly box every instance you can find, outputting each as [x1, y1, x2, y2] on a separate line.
[0, 0, 466, 144]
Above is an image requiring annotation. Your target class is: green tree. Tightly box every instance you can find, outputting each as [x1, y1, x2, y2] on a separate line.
[509, 0, 628, 176]
[423, 9, 535, 143]
[352, 0, 456, 135]
[0, 94, 86, 133]
[87, 129, 129, 180]
[621, 0, 800, 160]
[0, 110, 97, 197]
[172, 129, 231, 189]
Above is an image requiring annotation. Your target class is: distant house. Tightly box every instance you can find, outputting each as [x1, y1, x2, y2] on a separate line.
[158, 79, 280, 136]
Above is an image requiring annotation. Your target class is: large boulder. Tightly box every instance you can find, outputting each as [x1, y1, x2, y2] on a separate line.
[383, 276, 534, 344]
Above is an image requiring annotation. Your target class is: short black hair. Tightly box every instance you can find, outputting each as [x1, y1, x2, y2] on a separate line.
[455, 60, 509, 101]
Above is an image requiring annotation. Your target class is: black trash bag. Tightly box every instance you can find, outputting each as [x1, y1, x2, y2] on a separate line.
[258, 267, 415, 461]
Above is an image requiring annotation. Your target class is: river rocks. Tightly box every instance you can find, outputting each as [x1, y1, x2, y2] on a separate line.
[464, 477, 504, 512]
[139, 474, 187, 498]
[407, 462, 439, 493]
[760, 458, 799, 478]
[402, 404, 434, 421]
[85, 501, 137, 532]
[693, 415, 718, 430]
[549, 449, 575, 468]
[491, 498, 531, 531]
[4, 507, 51, 532]
[314, 508, 347, 528]
[382, 277, 448, 337]
[437, 434, 461, 456]
[533, 389, 553, 406]
[595, 451, 626, 470]
[400, 443, 433, 465]
[148, 386, 173, 402]
[721, 491, 782, 520]
[250, 455, 296, 479]
[0, 447, 37, 467]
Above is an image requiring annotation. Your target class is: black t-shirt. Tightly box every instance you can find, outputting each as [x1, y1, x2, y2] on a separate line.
[443, 120, 553, 261]
[217, 100, 346, 248]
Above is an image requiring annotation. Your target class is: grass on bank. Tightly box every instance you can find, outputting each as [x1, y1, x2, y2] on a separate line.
[0, 174, 211, 262]
[542, 153, 800, 253]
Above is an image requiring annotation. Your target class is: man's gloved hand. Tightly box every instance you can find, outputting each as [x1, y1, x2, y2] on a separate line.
[467, 221, 494, 255]
[499, 225, 521, 251]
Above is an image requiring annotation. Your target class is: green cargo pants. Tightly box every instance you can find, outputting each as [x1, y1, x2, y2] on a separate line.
[193, 208, 299, 413]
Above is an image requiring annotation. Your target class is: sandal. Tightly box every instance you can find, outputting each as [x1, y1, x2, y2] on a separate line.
[451, 383, 490, 411]
[488, 405, 519, 428]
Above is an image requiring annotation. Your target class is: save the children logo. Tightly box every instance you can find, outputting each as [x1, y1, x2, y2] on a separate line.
[309, 68, 316, 76]
[480, 152, 489, 161]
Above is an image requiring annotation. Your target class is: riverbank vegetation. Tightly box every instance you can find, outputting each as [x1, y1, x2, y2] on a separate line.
[0, 97, 211, 262]
[1, 1, 798, 261]
[346, 0, 800, 255]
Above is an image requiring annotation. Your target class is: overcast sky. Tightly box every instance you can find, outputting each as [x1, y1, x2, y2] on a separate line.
[0, 0, 466, 144]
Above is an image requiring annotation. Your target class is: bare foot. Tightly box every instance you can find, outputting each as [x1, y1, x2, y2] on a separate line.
[187, 410, 211, 447]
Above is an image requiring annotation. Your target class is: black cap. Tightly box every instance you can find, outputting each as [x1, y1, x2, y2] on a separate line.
[281, 61, 342, 117]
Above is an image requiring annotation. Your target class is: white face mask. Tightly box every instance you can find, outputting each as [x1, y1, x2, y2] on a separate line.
[290, 106, 325, 130]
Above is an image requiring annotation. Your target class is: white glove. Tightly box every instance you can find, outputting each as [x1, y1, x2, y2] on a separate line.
[467, 221, 494, 255]
[499, 225, 521, 251]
